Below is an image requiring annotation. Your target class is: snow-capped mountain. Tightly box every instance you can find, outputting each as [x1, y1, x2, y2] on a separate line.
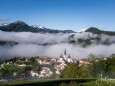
[0, 20, 74, 33]
[0, 20, 115, 35]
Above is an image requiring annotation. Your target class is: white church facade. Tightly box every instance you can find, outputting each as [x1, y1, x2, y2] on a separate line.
[59, 49, 74, 64]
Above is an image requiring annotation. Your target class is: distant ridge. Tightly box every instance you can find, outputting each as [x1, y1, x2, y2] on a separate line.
[0, 20, 74, 33]
[0, 20, 115, 35]
[85, 27, 115, 36]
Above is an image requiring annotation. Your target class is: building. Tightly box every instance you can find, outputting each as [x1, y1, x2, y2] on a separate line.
[59, 49, 73, 64]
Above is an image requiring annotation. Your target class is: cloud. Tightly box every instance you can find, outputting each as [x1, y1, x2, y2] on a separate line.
[0, 30, 71, 44]
[0, 30, 115, 44]
[0, 43, 115, 60]
[0, 30, 115, 59]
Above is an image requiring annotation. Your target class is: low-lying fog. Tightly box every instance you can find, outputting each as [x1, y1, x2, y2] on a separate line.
[0, 30, 115, 59]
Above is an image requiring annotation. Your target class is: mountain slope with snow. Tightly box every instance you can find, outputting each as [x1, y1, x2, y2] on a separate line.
[0, 20, 74, 33]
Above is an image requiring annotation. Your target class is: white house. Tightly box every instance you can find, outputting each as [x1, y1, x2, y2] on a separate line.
[31, 71, 39, 77]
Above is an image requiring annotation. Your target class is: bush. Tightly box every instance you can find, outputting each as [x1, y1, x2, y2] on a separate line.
[68, 81, 78, 86]
[59, 81, 79, 86]
[59, 83, 67, 86]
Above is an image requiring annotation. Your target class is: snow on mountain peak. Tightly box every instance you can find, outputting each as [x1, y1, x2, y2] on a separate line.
[0, 23, 9, 26]
[32, 25, 45, 29]
[38, 25, 44, 29]
[77, 29, 86, 33]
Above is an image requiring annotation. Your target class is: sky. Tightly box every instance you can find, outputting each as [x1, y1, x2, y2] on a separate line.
[0, 0, 115, 31]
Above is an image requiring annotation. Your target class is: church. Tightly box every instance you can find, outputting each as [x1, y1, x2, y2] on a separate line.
[59, 49, 73, 64]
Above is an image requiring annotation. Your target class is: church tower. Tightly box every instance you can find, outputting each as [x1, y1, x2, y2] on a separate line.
[68, 54, 70, 58]
[60, 54, 63, 62]
[60, 54, 63, 58]
[64, 49, 67, 55]
[67, 54, 71, 63]
[63, 49, 68, 60]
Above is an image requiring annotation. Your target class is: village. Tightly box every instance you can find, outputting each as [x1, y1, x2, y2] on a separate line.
[1, 49, 114, 82]
[0, 50, 92, 81]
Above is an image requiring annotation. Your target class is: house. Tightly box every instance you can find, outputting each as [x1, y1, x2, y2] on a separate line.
[31, 71, 39, 77]
[18, 64, 26, 67]
[39, 67, 53, 78]
[79, 59, 90, 66]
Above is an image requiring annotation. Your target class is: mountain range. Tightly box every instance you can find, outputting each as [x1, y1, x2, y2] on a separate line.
[0, 20, 74, 33]
[0, 20, 115, 35]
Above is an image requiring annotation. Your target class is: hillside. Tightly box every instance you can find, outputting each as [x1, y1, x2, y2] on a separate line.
[85, 27, 115, 36]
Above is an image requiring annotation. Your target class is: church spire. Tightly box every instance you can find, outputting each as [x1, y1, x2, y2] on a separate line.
[64, 49, 67, 55]
[68, 54, 71, 58]
[60, 54, 63, 58]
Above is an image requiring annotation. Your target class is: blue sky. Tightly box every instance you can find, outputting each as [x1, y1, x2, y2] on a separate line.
[0, 0, 115, 31]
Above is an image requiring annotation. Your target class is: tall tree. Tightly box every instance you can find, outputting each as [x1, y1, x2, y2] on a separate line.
[60, 63, 79, 78]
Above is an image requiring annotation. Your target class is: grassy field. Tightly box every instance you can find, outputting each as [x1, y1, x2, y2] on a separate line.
[0, 78, 115, 86]
[81, 80, 115, 86]
[0, 78, 95, 86]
